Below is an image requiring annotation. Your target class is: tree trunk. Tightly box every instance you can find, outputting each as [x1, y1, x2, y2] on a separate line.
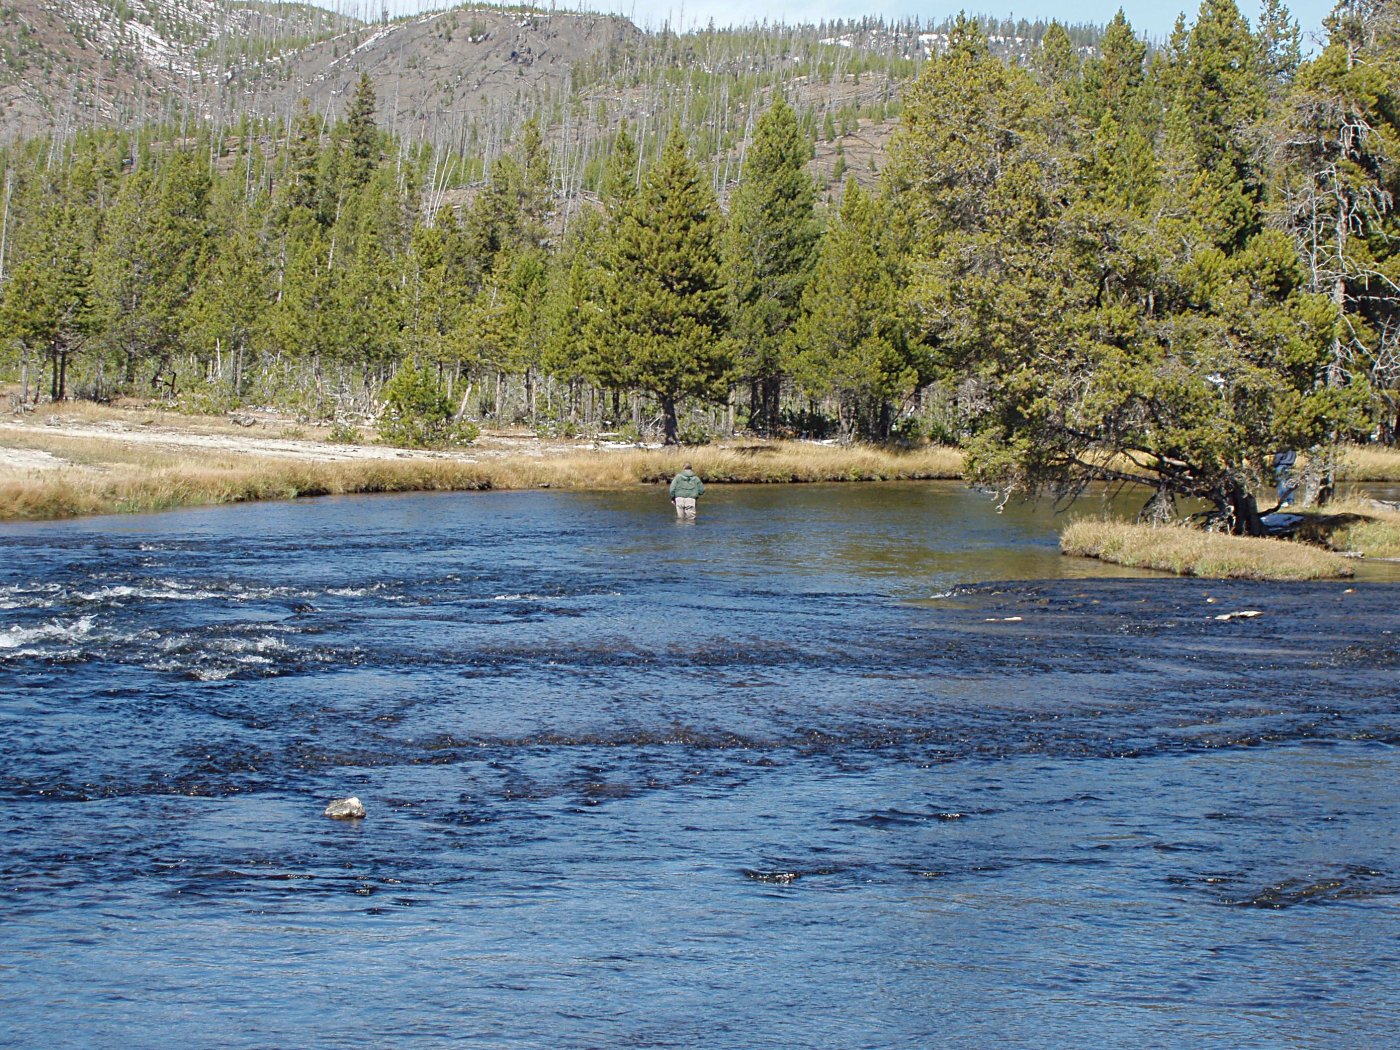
[661, 395, 679, 445]
[1223, 479, 1266, 537]
[51, 346, 73, 401]
[762, 375, 780, 435]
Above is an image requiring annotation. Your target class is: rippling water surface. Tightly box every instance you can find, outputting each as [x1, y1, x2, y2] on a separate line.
[2, 482, 1398, 1048]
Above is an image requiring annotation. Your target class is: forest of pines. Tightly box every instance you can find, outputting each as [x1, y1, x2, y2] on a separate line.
[0, 1, 1397, 533]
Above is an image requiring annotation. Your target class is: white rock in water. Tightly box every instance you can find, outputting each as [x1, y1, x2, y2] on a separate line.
[324, 797, 366, 820]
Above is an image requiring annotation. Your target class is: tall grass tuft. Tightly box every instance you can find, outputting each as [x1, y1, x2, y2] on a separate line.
[1338, 444, 1400, 482]
[1061, 520, 1353, 580]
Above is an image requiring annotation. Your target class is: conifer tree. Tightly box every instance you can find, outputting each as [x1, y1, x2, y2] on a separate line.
[182, 224, 269, 400]
[1160, 0, 1269, 249]
[723, 97, 820, 434]
[93, 149, 211, 392]
[343, 73, 379, 192]
[788, 181, 921, 440]
[599, 127, 730, 443]
[888, 14, 1067, 380]
[1276, 0, 1400, 447]
[601, 121, 639, 219]
[571, 124, 643, 409]
[1034, 22, 1080, 90]
[1077, 10, 1149, 131]
[892, 9, 1347, 533]
[0, 199, 94, 401]
[281, 100, 323, 221]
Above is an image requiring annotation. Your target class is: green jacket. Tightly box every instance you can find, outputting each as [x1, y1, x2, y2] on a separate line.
[669, 469, 704, 499]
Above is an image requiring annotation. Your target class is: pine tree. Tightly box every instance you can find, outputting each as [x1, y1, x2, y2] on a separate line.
[1258, 0, 1303, 89]
[0, 199, 94, 401]
[343, 72, 379, 192]
[182, 224, 270, 401]
[888, 14, 1066, 380]
[890, 8, 1347, 533]
[601, 121, 639, 219]
[1034, 22, 1080, 90]
[1160, 0, 1270, 250]
[722, 97, 820, 434]
[599, 127, 730, 444]
[281, 99, 323, 221]
[92, 149, 211, 393]
[1275, 0, 1400, 447]
[788, 180, 921, 440]
[1077, 10, 1149, 132]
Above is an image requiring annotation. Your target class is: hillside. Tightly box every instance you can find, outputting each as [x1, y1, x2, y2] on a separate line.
[0, 0, 354, 138]
[1, 0, 1098, 193]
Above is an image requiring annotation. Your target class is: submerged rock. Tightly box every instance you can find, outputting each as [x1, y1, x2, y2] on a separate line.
[324, 797, 366, 820]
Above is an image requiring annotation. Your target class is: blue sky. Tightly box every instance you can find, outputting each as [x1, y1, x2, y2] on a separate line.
[380, 0, 1338, 45]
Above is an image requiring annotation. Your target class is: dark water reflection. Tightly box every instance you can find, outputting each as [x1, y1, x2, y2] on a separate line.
[1, 483, 1398, 1048]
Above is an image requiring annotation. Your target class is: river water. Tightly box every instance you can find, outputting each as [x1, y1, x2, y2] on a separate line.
[2, 482, 1397, 1048]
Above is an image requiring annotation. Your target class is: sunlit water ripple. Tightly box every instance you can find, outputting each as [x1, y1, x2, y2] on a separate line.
[1, 483, 1397, 1048]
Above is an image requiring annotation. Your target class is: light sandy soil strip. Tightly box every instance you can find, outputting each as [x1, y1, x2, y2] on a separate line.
[0, 415, 643, 477]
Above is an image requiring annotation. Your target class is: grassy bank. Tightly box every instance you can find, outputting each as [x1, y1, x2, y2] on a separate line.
[1339, 444, 1400, 482]
[1061, 520, 1354, 580]
[0, 437, 964, 521]
[1293, 498, 1400, 558]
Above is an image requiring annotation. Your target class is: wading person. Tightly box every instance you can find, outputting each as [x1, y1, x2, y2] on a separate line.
[1272, 449, 1297, 506]
[668, 462, 704, 518]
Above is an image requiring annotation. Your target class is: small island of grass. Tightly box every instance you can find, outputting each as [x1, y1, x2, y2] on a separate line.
[1062, 495, 1400, 581]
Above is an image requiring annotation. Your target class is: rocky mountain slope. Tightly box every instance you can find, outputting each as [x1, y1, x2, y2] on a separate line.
[1, 0, 1092, 195]
[1, 0, 642, 142]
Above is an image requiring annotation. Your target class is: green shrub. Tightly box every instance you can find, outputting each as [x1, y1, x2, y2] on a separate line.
[379, 363, 479, 449]
[677, 419, 716, 445]
[327, 420, 362, 445]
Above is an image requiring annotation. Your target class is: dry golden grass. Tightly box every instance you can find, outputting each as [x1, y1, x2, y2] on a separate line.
[1338, 444, 1400, 482]
[1291, 497, 1400, 559]
[0, 458, 499, 520]
[1061, 519, 1353, 580]
[0, 435, 964, 521]
[531, 442, 966, 487]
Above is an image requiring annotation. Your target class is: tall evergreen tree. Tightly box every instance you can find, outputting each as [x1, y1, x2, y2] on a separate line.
[788, 181, 921, 440]
[92, 149, 211, 392]
[1077, 10, 1149, 131]
[599, 128, 730, 443]
[0, 198, 94, 401]
[1160, 0, 1270, 249]
[892, 9, 1349, 533]
[723, 97, 820, 434]
[280, 100, 323, 222]
[1276, 0, 1400, 446]
[343, 73, 380, 192]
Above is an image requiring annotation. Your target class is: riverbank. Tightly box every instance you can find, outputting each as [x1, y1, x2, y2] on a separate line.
[0, 404, 963, 520]
[1061, 520, 1356, 580]
[1061, 494, 1400, 581]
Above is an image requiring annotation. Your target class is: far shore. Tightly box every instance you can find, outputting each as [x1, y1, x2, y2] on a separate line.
[0, 403, 963, 521]
[4, 402, 1400, 584]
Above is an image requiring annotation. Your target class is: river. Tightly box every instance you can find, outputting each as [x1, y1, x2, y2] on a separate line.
[2, 482, 1397, 1048]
